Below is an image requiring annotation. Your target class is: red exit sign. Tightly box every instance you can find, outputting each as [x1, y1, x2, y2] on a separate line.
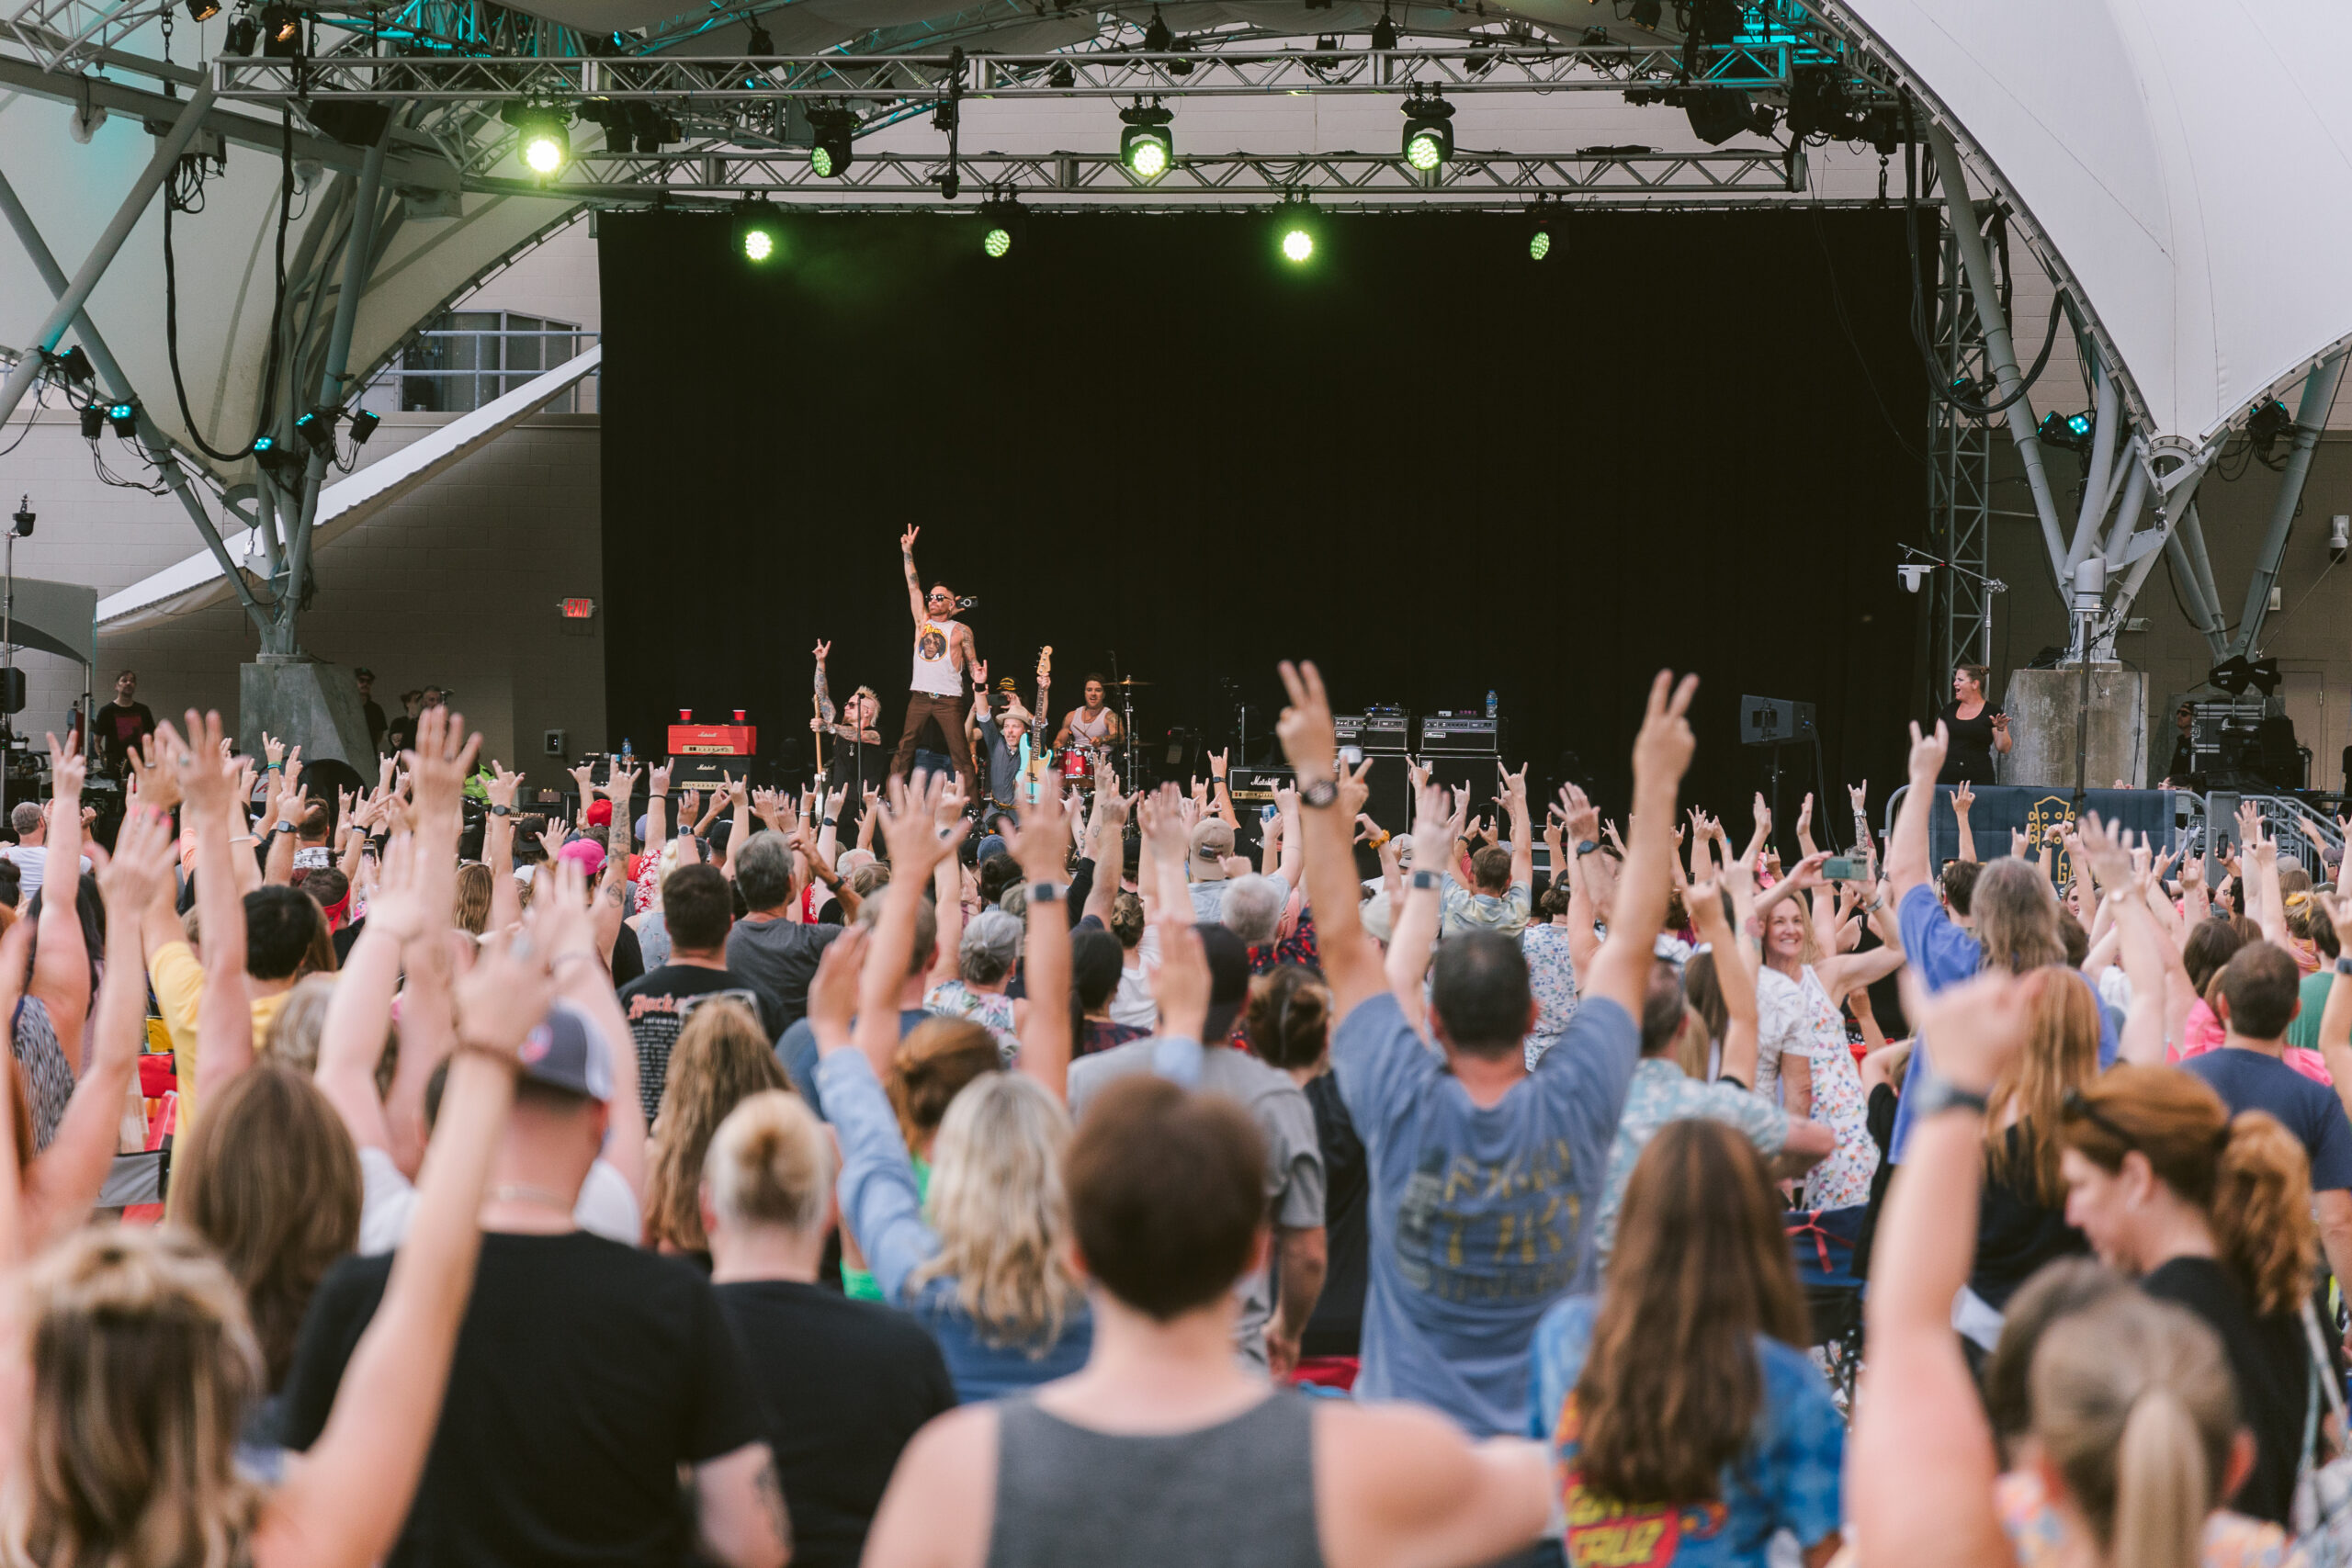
[560, 597, 596, 620]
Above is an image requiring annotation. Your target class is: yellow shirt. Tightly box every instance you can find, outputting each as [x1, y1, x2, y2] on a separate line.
[146, 940, 289, 1133]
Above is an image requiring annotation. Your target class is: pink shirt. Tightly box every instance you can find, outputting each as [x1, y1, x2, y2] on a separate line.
[2171, 998, 2332, 1085]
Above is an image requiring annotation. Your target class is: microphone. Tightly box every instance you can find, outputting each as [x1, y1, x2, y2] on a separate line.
[956, 594, 979, 612]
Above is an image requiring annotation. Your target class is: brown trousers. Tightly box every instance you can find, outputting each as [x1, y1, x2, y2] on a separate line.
[891, 689, 978, 801]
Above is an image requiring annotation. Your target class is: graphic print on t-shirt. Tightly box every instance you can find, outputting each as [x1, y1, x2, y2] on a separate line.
[918, 628, 946, 661]
[1393, 1136, 1580, 1303]
[1552, 1395, 1729, 1568]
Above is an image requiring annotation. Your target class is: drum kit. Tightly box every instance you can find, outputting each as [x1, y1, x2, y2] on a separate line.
[1055, 674, 1149, 793]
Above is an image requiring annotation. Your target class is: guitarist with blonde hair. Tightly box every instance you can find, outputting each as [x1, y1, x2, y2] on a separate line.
[972, 648, 1054, 819]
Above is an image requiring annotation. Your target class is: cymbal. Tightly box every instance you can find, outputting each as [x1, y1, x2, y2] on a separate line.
[1105, 677, 1152, 687]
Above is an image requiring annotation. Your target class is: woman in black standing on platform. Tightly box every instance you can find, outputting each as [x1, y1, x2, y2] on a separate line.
[1940, 664, 2011, 784]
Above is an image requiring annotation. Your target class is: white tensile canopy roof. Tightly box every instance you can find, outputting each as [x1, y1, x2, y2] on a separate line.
[1836, 0, 2352, 453]
[8, 0, 2352, 502]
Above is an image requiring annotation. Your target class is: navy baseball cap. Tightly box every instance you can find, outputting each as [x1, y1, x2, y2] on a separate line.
[515, 999, 612, 1103]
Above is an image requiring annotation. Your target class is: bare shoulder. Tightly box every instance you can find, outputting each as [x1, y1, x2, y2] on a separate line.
[1314, 1404, 1549, 1568]
[864, 1404, 1001, 1568]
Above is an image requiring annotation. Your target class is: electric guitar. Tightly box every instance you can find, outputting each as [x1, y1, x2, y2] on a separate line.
[1022, 646, 1054, 800]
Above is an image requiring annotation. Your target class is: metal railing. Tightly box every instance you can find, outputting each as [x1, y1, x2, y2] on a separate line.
[361, 324, 599, 416]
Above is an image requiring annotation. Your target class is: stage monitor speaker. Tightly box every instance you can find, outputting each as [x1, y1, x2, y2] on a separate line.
[1228, 764, 1293, 858]
[0, 668, 22, 716]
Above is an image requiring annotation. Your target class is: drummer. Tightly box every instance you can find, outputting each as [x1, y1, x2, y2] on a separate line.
[1056, 674, 1124, 773]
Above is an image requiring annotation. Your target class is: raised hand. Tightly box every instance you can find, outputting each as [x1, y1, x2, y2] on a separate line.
[364, 832, 432, 945]
[453, 927, 558, 1060]
[406, 706, 481, 832]
[1896, 967, 2031, 1093]
[484, 761, 524, 811]
[127, 732, 181, 814]
[900, 524, 921, 554]
[1751, 792, 1773, 839]
[1848, 781, 1869, 815]
[1796, 793, 1814, 836]
[2075, 813, 2132, 888]
[46, 730, 85, 810]
[1556, 784, 1600, 847]
[1952, 780, 1974, 816]
[603, 761, 640, 804]
[879, 771, 969, 880]
[1906, 719, 1951, 785]
[812, 639, 831, 663]
[1410, 781, 1457, 874]
[1209, 748, 1228, 778]
[1339, 754, 1375, 818]
[1011, 773, 1073, 882]
[1274, 660, 1338, 778]
[163, 713, 234, 819]
[261, 730, 286, 769]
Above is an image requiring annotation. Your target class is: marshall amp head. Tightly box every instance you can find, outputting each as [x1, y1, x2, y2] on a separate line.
[1419, 716, 1499, 755]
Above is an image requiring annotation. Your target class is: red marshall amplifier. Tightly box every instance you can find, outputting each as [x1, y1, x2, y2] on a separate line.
[667, 723, 757, 756]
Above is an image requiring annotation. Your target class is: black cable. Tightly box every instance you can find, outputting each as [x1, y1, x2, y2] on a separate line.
[164, 105, 295, 462]
[1900, 112, 2065, 421]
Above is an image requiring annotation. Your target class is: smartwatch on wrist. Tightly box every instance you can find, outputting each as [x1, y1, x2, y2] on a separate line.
[1410, 869, 1442, 892]
[1911, 1076, 1990, 1122]
[1575, 840, 1600, 858]
[1029, 882, 1068, 905]
[487, 804, 514, 818]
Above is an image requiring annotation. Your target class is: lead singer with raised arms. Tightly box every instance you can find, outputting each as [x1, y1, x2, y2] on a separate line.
[891, 525, 983, 804]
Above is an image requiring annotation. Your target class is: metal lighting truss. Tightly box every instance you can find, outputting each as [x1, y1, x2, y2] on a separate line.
[492, 146, 1801, 207]
[1925, 216, 1996, 709]
[210, 40, 1846, 105]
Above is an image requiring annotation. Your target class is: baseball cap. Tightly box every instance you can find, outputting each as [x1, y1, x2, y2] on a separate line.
[976, 832, 1009, 863]
[583, 798, 614, 829]
[1199, 924, 1251, 1044]
[1189, 818, 1235, 873]
[354, 666, 374, 680]
[558, 837, 607, 878]
[516, 999, 612, 1102]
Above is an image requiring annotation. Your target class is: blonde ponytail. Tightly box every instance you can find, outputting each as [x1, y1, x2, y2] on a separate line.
[2109, 1389, 2211, 1568]
[2030, 1292, 2234, 1568]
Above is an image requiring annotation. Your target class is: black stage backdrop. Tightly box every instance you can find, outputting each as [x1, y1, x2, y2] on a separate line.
[600, 207, 1924, 824]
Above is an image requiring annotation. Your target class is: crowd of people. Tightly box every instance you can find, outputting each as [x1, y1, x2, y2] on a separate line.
[4, 592, 2352, 1568]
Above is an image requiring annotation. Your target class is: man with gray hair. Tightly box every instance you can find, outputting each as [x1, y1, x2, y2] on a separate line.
[924, 907, 1023, 1058]
[1220, 873, 1289, 951]
[724, 829, 847, 1041]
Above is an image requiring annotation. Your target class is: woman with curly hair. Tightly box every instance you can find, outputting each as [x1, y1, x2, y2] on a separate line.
[642, 997, 789, 1259]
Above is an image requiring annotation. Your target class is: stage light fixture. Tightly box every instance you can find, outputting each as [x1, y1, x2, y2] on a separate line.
[2064, 410, 2094, 444]
[2246, 397, 2293, 455]
[295, 409, 334, 452]
[348, 410, 379, 445]
[1370, 6, 1397, 50]
[1119, 100, 1174, 181]
[78, 404, 106, 440]
[107, 400, 139, 437]
[53, 345, 94, 385]
[808, 106, 857, 178]
[186, 0, 220, 20]
[1400, 92, 1453, 171]
[2037, 410, 2093, 454]
[1048, 62, 1073, 88]
[735, 205, 781, 262]
[978, 197, 1023, 258]
[223, 9, 256, 51]
[1526, 202, 1555, 261]
[258, 4, 302, 57]
[1141, 5, 1172, 51]
[1629, 0, 1661, 25]
[744, 18, 772, 54]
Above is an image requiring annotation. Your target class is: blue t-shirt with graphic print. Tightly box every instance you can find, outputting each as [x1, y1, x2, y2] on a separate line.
[1331, 987, 1638, 1437]
[1529, 1294, 1845, 1568]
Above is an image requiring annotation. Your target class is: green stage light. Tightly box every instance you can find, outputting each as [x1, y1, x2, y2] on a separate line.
[1400, 92, 1453, 171]
[744, 228, 774, 261]
[808, 106, 858, 179]
[978, 197, 1023, 258]
[1282, 226, 1314, 263]
[1529, 229, 1552, 260]
[736, 206, 781, 262]
[1119, 100, 1175, 182]
[502, 102, 572, 178]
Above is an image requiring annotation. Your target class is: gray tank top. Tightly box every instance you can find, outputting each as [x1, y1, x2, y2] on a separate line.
[986, 1392, 1325, 1568]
